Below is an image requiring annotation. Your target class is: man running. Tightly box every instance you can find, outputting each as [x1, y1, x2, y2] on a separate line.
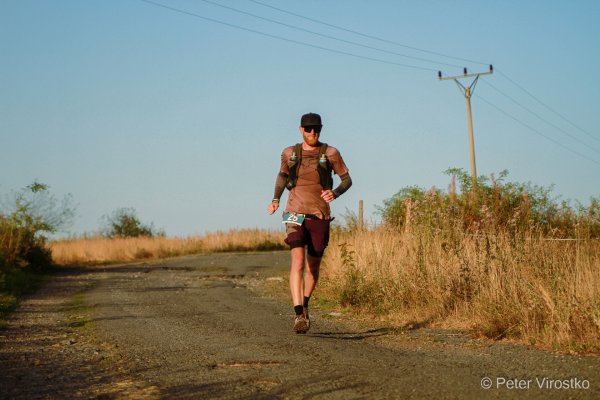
[267, 112, 352, 333]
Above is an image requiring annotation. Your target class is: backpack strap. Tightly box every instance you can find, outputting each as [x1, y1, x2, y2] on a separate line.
[317, 143, 333, 190]
[318, 143, 328, 160]
[294, 143, 303, 165]
[286, 143, 303, 190]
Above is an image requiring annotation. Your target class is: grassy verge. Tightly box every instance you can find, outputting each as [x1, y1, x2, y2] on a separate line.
[50, 229, 286, 266]
[65, 291, 95, 334]
[319, 228, 600, 354]
[0, 268, 48, 329]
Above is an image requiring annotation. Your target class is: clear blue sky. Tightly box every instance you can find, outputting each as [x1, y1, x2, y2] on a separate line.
[2, 0, 599, 237]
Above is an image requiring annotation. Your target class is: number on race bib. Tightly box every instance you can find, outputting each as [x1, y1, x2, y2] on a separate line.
[282, 212, 305, 226]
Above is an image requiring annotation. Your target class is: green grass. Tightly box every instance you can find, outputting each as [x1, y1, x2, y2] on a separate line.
[0, 268, 48, 329]
[310, 295, 338, 311]
[65, 292, 95, 333]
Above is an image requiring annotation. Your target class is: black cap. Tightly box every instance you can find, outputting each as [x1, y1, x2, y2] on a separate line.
[300, 112, 322, 127]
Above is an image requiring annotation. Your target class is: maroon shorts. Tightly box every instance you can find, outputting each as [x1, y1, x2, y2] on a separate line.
[284, 217, 331, 257]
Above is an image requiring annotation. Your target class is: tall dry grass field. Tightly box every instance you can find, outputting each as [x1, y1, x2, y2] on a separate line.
[50, 229, 285, 265]
[321, 227, 600, 352]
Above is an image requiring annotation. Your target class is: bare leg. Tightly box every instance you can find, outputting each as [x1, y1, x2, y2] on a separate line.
[303, 254, 322, 299]
[289, 247, 305, 306]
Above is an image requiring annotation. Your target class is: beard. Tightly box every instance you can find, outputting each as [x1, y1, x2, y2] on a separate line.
[303, 134, 319, 147]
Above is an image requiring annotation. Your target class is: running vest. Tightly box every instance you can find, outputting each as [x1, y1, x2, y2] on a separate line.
[286, 143, 333, 191]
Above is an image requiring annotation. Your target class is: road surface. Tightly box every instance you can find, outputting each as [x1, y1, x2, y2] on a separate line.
[1, 251, 598, 399]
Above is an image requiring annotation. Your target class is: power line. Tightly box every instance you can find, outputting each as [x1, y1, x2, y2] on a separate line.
[248, 0, 599, 155]
[248, 0, 490, 67]
[496, 69, 599, 143]
[199, 0, 464, 69]
[138, 0, 598, 168]
[138, 0, 437, 72]
[476, 94, 600, 167]
[481, 79, 600, 155]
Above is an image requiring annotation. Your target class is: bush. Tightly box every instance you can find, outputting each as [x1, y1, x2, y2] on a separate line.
[0, 182, 74, 272]
[377, 168, 600, 238]
[101, 207, 163, 238]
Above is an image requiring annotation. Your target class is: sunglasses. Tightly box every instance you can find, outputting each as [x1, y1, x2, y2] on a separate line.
[303, 125, 322, 134]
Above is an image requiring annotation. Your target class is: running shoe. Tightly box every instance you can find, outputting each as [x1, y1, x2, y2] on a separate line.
[293, 314, 309, 334]
[303, 308, 310, 332]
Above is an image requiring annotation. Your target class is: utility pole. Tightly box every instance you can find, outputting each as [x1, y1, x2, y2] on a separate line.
[438, 65, 493, 189]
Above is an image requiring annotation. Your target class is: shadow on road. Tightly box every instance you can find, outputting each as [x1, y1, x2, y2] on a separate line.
[309, 327, 392, 341]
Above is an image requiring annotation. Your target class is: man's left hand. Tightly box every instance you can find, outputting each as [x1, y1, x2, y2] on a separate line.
[320, 190, 336, 203]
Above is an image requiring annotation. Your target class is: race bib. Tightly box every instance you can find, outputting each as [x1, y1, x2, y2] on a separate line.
[282, 212, 305, 226]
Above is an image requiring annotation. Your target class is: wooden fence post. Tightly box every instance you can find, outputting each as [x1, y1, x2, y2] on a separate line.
[405, 198, 412, 233]
[449, 175, 457, 204]
[359, 200, 364, 230]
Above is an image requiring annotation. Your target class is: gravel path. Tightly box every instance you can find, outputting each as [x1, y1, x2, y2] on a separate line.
[1, 251, 599, 399]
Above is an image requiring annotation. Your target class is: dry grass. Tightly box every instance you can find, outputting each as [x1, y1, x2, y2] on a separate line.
[50, 229, 286, 265]
[320, 227, 600, 353]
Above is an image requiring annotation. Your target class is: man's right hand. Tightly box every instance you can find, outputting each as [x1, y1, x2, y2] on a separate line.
[267, 201, 279, 215]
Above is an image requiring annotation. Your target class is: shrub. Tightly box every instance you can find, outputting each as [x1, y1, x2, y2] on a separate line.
[376, 168, 600, 238]
[101, 207, 163, 238]
[0, 182, 74, 272]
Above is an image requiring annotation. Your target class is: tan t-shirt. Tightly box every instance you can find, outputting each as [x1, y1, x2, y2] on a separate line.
[280, 144, 349, 220]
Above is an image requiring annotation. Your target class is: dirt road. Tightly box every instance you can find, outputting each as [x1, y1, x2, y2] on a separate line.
[1, 251, 599, 399]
